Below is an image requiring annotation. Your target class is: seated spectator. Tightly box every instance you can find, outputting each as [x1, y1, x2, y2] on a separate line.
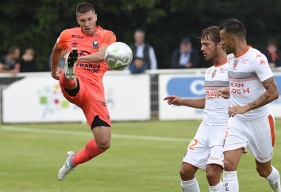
[171, 37, 199, 68]
[128, 29, 157, 74]
[20, 48, 38, 72]
[49, 49, 67, 71]
[263, 39, 281, 68]
[0, 46, 20, 73]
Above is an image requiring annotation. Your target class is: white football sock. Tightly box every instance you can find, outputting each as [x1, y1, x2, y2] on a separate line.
[181, 177, 200, 192]
[209, 180, 224, 192]
[266, 166, 281, 192]
[223, 171, 239, 192]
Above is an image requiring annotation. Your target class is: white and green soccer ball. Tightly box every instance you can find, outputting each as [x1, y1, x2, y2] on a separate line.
[105, 42, 133, 70]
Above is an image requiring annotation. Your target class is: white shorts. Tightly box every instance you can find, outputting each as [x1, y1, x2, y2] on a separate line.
[183, 122, 227, 170]
[224, 114, 276, 163]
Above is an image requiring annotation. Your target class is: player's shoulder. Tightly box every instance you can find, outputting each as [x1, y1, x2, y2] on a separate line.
[247, 47, 267, 62]
[205, 65, 214, 75]
[245, 47, 265, 59]
[226, 53, 234, 64]
[96, 26, 115, 35]
[60, 27, 81, 37]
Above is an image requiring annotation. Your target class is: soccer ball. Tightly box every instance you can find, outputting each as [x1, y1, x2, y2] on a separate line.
[104, 42, 133, 70]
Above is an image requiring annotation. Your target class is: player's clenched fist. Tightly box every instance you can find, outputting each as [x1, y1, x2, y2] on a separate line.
[51, 71, 61, 80]
[218, 87, 230, 99]
[163, 95, 183, 106]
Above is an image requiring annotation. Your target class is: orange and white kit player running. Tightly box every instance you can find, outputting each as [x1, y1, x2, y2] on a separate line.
[51, 2, 116, 181]
[219, 18, 281, 192]
[164, 26, 228, 192]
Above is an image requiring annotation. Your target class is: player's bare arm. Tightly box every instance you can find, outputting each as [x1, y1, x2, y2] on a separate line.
[163, 96, 205, 109]
[248, 77, 279, 110]
[229, 77, 279, 116]
[77, 45, 107, 63]
[51, 44, 63, 80]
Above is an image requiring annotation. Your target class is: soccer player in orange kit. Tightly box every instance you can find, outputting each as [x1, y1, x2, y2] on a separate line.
[51, 2, 116, 181]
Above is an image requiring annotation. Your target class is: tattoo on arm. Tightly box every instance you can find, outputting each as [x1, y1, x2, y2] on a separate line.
[248, 77, 279, 110]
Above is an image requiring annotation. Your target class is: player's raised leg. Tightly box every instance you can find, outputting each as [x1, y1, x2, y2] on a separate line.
[59, 48, 78, 90]
[57, 151, 76, 181]
[72, 124, 111, 166]
[57, 125, 111, 181]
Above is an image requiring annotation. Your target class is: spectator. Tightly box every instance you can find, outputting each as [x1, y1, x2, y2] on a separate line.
[0, 46, 20, 73]
[128, 29, 157, 74]
[171, 37, 200, 68]
[20, 48, 38, 72]
[263, 39, 281, 68]
[49, 49, 67, 71]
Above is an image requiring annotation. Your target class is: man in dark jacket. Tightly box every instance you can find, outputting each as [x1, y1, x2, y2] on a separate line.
[128, 29, 157, 74]
[171, 37, 200, 69]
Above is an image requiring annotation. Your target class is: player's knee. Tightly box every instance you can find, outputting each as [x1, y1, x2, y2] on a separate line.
[256, 166, 271, 178]
[206, 169, 220, 182]
[96, 139, 111, 151]
[223, 160, 237, 171]
[180, 165, 195, 180]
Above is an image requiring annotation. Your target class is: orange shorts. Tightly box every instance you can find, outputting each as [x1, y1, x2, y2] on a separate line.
[60, 77, 111, 128]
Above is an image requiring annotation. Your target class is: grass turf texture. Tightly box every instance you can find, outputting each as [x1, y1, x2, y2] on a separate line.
[0, 120, 280, 192]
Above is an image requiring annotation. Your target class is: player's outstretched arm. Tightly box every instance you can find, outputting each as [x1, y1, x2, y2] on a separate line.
[77, 31, 116, 63]
[248, 77, 279, 110]
[77, 46, 107, 63]
[51, 44, 63, 80]
[163, 95, 205, 109]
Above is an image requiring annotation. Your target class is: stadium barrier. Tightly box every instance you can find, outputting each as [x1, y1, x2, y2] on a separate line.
[1, 68, 281, 123]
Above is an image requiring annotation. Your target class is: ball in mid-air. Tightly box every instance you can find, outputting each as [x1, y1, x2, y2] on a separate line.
[105, 42, 133, 70]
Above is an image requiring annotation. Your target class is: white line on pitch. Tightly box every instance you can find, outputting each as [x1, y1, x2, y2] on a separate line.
[0, 126, 191, 142]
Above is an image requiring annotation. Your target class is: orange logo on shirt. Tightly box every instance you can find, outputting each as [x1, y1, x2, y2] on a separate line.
[233, 60, 238, 68]
[212, 69, 217, 78]
[220, 68, 227, 73]
[256, 54, 262, 58]
[260, 59, 266, 65]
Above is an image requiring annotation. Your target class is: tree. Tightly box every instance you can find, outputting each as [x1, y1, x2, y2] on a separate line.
[1, 0, 281, 70]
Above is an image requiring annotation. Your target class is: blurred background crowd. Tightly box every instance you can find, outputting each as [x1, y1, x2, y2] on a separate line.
[1, 0, 281, 74]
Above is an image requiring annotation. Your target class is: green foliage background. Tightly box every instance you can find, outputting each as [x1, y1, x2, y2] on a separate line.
[1, 0, 281, 70]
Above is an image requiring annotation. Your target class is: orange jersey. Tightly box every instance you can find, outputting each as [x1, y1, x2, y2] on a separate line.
[56, 26, 116, 127]
[56, 26, 116, 84]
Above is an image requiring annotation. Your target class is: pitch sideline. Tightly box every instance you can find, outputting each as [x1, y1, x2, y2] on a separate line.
[1, 125, 191, 142]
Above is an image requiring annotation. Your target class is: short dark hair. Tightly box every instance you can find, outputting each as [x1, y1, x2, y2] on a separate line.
[219, 18, 246, 39]
[134, 29, 145, 35]
[76, 2, 95, 16]
[267, 39, 278, 47]
[200, 26, 221, 44]
[8, 46, 19, 54]
[181, 37, 191, 45]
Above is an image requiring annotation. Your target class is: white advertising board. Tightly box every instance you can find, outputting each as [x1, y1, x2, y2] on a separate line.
[2, 74, 150, 123]
[159, 73, 281, 120]
[103, 74, 150, 121]
[159, 74, 205, 120]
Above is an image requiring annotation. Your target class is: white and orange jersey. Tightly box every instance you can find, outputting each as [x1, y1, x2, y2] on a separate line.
[203, 61, 229, 125]
[227, 46, 274, 121]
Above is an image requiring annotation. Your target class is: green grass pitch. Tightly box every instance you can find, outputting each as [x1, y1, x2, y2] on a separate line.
[0, 120, 280, 192]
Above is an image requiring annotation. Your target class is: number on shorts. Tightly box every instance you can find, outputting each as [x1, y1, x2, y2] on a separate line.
[188, 139, 198, 150]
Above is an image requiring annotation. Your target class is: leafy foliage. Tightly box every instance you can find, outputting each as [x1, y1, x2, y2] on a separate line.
[1, 0, 281, 70]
